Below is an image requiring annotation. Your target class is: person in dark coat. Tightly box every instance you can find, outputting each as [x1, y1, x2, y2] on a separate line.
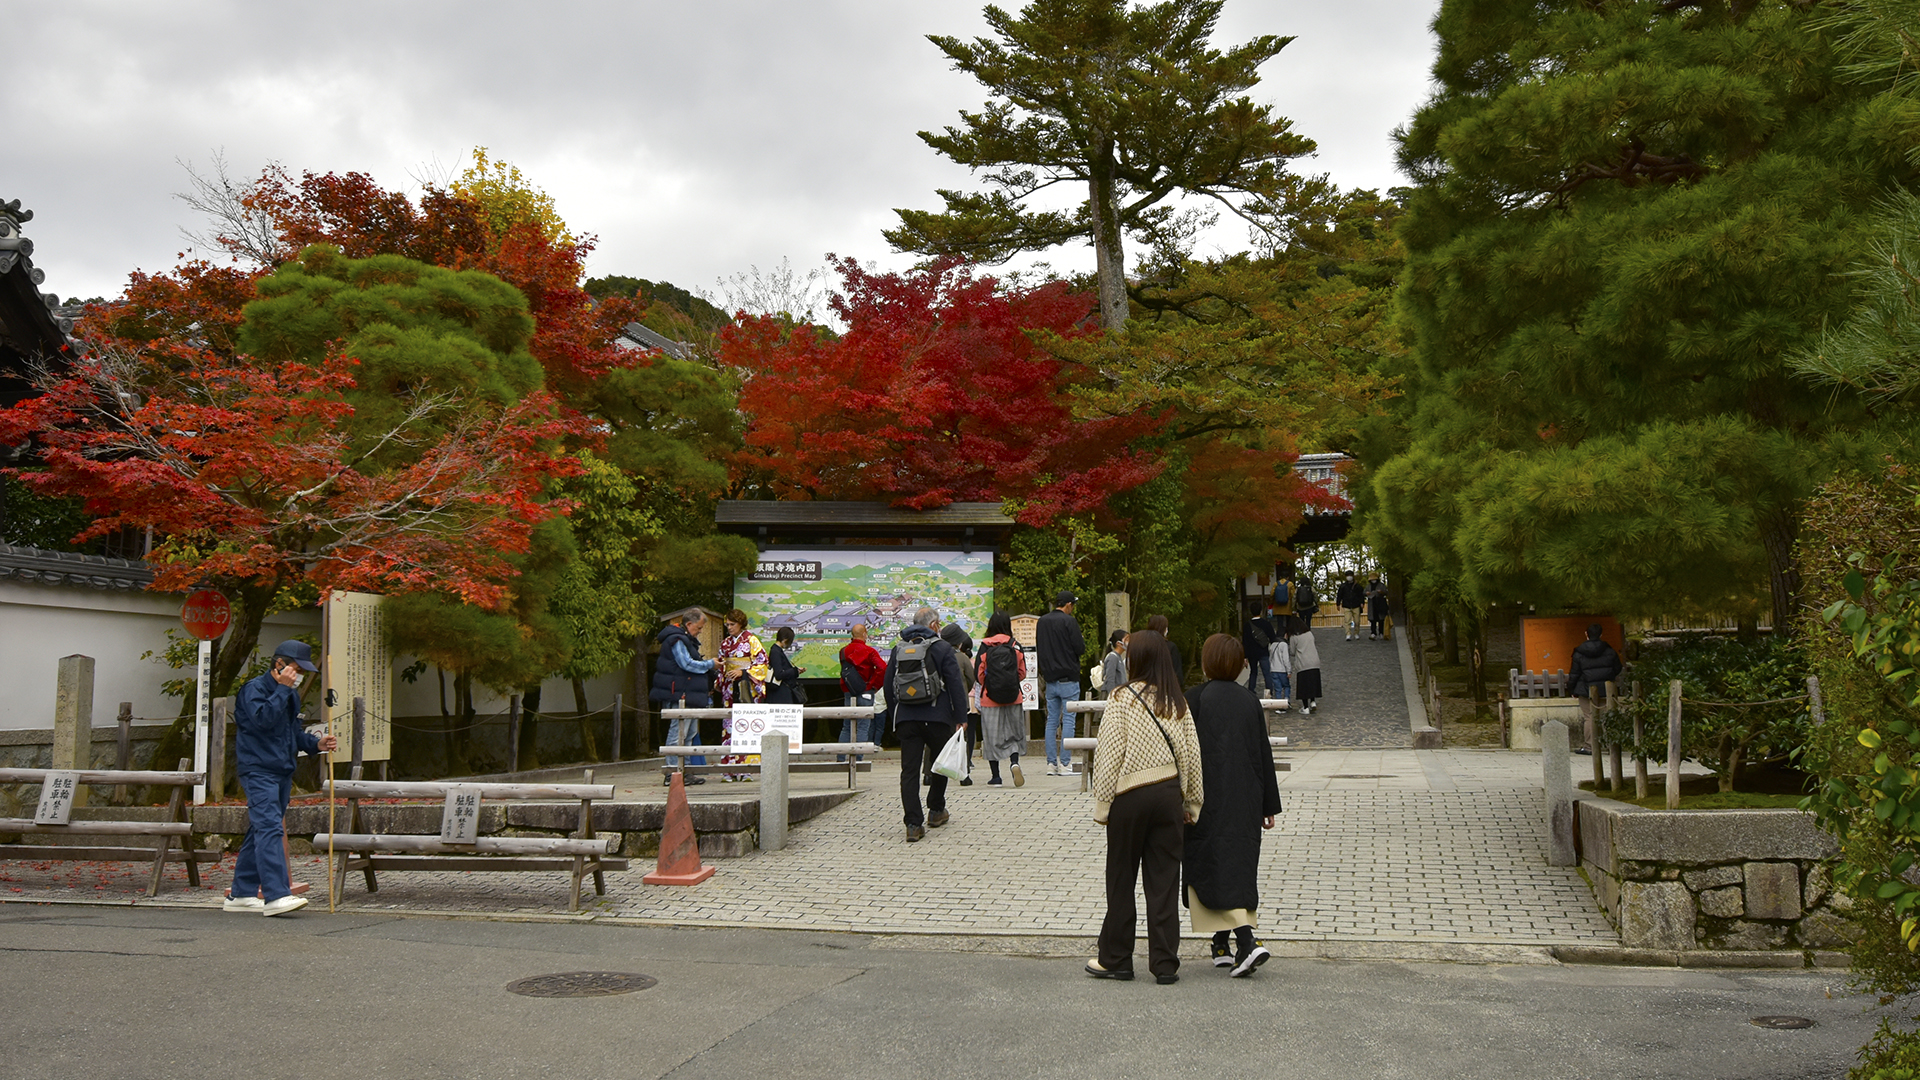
[1147, 614, 1183, 688]
[1365, 577, 1389, 640]
[651, 608, 715, 781]
[880, 607, 969, 841]
[940, 621, 978, 786]
[229, 640, 336, 916]
[1183, 634, 1281, 977]
[1568, 623, 1623, 753]
[765, 626, 806, 706]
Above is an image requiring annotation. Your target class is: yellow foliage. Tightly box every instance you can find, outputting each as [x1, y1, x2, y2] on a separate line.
[452, 147, 573, 248]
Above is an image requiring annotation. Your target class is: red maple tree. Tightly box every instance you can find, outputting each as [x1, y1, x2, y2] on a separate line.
[0, 335, 587, 694]
[721, 258, 1166, 524]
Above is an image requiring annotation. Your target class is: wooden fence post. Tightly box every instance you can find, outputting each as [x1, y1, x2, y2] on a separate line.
[1666, 680, 1684, 810]
[1632, 680, 1648, 801]
[506, 694, 521, 774]
[1807, 675, 1825, 726]
[112, 702, 133, 805]
[611, 693, 623, 763]
[207, 697, 230, 801]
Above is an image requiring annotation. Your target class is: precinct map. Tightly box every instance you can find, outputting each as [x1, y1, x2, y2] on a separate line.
[732, 548, 996, 674]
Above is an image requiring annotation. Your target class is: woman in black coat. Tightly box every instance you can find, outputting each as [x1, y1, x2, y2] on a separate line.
[1184, 633, 1282, 977]
[765, 627, 806, 706]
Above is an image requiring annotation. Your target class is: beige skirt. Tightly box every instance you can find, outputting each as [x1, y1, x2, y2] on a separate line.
[1188, 887, 1257, 932]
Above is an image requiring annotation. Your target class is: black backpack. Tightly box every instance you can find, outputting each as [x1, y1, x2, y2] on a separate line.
[892, 638, 947, 705]
[840, 653, 870, 695]
[1295, 580, 1318, 614]
[981, 642, 1020, 702]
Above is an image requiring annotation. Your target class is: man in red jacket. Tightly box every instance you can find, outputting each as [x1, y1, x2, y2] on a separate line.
[838, 624, 886, 760]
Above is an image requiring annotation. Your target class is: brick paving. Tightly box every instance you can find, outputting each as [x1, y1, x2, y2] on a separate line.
[0, 750, 1618, 946]
[0, 633, 1618, 945]
[1267, 628, 1415, 748]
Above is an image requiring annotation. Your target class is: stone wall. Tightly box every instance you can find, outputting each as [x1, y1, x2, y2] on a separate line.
[1577, 796, 1856, 952]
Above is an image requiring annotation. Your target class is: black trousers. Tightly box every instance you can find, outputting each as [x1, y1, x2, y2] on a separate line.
[1098, 778, 1184, 977]
[896, 720, 954, 827]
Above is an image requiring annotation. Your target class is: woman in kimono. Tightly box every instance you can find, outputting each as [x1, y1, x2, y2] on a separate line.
[717, 609, 771, 775]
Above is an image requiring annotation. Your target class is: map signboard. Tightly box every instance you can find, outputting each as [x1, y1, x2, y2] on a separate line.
[732, 548, 995, 675]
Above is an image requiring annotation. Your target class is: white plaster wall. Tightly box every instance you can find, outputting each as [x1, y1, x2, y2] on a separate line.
[0, 581, 319, 730]
[390, 659, 631, 718]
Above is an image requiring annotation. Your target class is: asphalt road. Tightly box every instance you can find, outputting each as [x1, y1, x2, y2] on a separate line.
[0, 905, 1887, 1080]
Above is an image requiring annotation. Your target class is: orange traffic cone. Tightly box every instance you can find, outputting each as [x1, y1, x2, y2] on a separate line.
[643, 772, 715, 886]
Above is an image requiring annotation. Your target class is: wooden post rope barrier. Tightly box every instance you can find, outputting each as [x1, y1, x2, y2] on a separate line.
[325, 749, 336, 913]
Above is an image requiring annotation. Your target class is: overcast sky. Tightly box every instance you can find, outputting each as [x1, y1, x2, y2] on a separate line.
[11, 1, 1441, 307]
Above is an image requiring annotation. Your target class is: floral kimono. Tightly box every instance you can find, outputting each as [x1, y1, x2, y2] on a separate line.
[718, 630, 771, 772]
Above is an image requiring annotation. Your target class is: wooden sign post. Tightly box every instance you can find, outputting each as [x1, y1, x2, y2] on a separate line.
[180, 589, 231, 806]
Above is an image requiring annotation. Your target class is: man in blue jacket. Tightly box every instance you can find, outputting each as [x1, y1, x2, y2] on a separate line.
[880, 608, 967, 842]
[228, 640, 335, 916]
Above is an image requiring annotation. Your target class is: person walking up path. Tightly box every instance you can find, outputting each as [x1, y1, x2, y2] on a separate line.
[881, 608, 968, 842]
[1289, 617, 1322, 715]
[977, 611, 1029, 787]
[1037, 591, 1084, 776]
[1337, 573, 1366, 642]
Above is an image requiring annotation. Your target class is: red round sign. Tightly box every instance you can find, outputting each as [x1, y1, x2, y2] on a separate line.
[180, 589, 232, 641]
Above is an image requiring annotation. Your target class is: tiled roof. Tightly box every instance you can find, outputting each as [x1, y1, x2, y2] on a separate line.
[0, 198, 78, 413]
[616, 321, 694, 361]
[0, 542, 154, 591]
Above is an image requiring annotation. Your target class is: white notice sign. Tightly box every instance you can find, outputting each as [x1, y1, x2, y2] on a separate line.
[440, 786, 480, 844]
[727, 704, 803, 754]
[35, 771, 79, 825]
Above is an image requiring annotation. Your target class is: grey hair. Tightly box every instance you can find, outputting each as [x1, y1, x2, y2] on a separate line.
[913, 606, 939, 628]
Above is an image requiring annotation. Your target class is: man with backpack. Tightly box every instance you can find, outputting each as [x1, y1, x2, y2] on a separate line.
[880, 607, 969, 842]
[837, 624, 886, 763]
[1293, 575, 1320, 626]
[1242, 601, 1281, 699]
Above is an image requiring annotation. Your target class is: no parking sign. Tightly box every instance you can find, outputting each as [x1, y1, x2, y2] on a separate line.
[728, 704, 804, 754]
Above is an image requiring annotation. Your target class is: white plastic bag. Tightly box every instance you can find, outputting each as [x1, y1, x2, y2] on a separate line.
[932, 728, 969, 780]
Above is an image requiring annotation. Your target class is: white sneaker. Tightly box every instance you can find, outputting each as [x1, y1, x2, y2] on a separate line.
[1061, 763, 1079, 774]
[222, 896, 264, 913]
[262, 895, 309, 917]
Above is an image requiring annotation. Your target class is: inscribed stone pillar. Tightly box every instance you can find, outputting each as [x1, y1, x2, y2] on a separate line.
[52, 655, 95, 807]
[1543, 718, 1574, 866]
[760, 733, 789, 851]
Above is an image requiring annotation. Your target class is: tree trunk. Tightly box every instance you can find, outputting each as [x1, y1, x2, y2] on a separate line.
[1760, 508, 1800, 638]
[447, 671, 473, 775]
[1469, 612, 1489, 702]
[518, 684, 542, 771]
[1736, 614, 1759, 644]
[631, 633, 650, 755]
[1088, 140, 1129, 331]
[571, 676, 599, 763]
[1716, 731, 1734, 793]
[1442, 613, 1461, 667]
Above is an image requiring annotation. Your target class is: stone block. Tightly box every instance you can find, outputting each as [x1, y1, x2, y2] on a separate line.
[1683, 865, 1742, 892]
[1412, 726, 1442, 749]
[1619, 880, 1695, 950]
[1744, 862, 1803, 921]
[697, 829, 755, 859]
[1797, 911, 1859, 949]
[1710, 921, 1788, 950]
[1510, 699, 1583, 751]
[1805, 864, 1832, 910]
[1830, 889, 1855, 915]
[1610, 809, 1837, 864]
[1593, 866, 1620, 919]
[1578, 798, 1628, 877]
[1619, 859, 1660, 882]
[1698, 886, 1744, 919]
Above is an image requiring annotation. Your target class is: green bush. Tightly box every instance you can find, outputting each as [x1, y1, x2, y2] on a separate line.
[1609, 636, 1811, 791]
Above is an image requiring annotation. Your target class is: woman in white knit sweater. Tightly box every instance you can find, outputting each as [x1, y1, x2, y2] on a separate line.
[1086, 630, 1204, 985]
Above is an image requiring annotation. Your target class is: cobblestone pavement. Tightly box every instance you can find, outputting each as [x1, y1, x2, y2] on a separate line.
[0, 749, 1619, 947]
[1267, 628, 1416, 748]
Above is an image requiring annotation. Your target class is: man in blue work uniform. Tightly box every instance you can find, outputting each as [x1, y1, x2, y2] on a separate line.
[227, 640, 336, 916]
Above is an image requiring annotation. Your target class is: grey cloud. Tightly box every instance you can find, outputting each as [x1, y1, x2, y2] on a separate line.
[10, 0, 1438, 304]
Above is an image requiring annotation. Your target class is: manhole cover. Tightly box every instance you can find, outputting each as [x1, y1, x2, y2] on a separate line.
[1750, 1016, 1815, 1030]
[506, 972, 656, 998]
[1326, 774, 1396, 779]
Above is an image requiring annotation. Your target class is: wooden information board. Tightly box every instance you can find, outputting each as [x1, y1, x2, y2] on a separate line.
[323, 591, 393, 761]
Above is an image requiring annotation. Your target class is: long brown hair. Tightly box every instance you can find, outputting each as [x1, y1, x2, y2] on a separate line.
[1122, 630, 1187, 718]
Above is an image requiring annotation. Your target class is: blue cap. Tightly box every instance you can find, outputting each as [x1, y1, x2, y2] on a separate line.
[274, 640, 318, 672]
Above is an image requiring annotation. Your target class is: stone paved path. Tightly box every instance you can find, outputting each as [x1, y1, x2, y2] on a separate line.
[1268, 627, 1415, 748]
[0, 750, 1618, 947]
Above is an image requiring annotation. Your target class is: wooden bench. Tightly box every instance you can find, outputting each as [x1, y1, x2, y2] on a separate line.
[0, 759, 209, 896]
[311, 771, 624, 912]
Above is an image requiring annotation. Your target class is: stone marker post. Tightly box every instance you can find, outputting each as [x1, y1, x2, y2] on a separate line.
[1543, 718, 1575, 866]
[52, 655, 95, 807]
[207, 697, 231, 801]
[760, 732, 789, 851]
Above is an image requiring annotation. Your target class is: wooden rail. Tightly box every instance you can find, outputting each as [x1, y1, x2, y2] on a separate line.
[0, 759, 205, 895]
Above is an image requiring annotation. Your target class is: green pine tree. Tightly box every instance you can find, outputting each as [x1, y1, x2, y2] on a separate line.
[1362, 0, 1919, 631]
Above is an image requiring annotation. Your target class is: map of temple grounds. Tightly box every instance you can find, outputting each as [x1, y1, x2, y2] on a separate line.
[732, 548, 995, 673]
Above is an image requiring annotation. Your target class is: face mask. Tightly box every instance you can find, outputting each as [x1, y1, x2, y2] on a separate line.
[289, 672, 304, 689]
